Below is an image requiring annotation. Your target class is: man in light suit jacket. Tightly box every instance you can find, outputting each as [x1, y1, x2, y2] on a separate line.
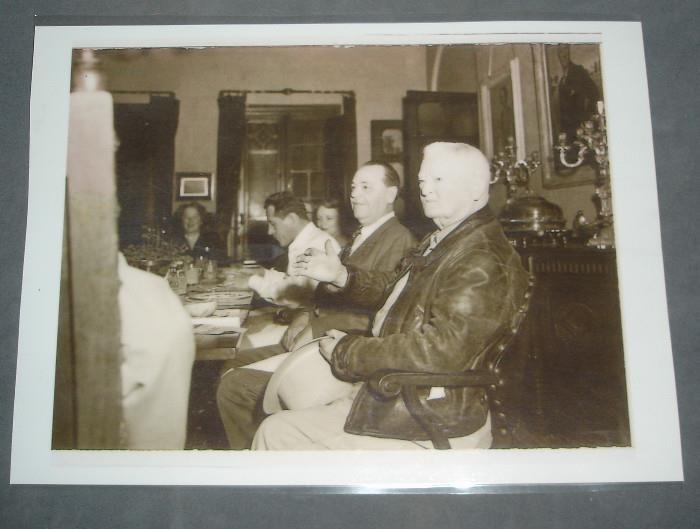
[216, 162, 416, 449]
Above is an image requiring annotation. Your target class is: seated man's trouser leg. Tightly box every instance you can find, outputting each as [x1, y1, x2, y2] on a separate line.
[251, 394, 493, 450]
[217, 368, 271, 449]
[216, 344, 284, 449]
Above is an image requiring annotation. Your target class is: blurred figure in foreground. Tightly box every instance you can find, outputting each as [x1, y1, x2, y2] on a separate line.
[118, 253, 195, 449]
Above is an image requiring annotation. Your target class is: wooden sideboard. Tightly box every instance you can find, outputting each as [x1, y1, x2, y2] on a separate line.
[498, 245, 631, 448]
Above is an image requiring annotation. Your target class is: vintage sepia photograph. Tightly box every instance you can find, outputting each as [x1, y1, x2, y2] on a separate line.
[12, 22, 681, 487]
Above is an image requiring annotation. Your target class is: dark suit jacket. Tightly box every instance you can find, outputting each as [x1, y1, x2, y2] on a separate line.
[310, 216, 416, 337]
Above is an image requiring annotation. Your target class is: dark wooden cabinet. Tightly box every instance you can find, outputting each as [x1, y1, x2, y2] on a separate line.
[501, 246, 630, 448]
[402, 90, 479, 238]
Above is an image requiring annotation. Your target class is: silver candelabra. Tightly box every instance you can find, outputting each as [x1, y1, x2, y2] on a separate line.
[490, 137, 540, 200]
[491, 137, 566, 241]
[555, 101, 615, 249]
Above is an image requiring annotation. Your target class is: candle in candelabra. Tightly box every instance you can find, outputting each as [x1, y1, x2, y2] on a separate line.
[72, 49, 105, 93]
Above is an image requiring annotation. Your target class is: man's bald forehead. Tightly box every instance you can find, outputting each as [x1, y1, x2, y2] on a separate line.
[354, 164, 385, 182]
[421, 142, 490, 183]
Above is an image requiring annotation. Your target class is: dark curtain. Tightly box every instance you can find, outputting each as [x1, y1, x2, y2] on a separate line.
[216, 93, 246, 258]
[340, 94, 358, 198]
[114, 94, 179, 246]
[324, 116, 344, 199]
[323, 94, 357, 200]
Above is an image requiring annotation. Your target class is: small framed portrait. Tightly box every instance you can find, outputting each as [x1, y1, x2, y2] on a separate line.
[371, 120, 403, 163]
[177, 172, 211, 199]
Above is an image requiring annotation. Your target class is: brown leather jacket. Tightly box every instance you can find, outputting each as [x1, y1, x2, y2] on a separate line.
[330, 206, 528, 441]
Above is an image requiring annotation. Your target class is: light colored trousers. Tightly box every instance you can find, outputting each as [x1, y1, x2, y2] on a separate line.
[252, 393, 493, 450]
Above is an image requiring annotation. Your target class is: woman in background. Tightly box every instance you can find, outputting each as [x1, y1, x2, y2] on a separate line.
[173, 201, 224, 261]
[313, 197, 354, 249]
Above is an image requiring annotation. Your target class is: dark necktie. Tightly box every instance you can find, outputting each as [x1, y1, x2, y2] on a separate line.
[340, 228, 363, 263]
[403, 233, 439, 272]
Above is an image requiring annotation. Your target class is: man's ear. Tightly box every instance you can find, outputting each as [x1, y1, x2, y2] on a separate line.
[284, 212, 300, 225]
[386, 186, 399, 205]
[468, 177, 490, 205]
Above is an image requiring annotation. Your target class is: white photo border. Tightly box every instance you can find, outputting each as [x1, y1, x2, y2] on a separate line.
[12, 21, 682, 487]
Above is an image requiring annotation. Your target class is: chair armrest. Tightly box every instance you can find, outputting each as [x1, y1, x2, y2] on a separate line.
[368, 369, 500, 400]
[366, 369, 499, 450]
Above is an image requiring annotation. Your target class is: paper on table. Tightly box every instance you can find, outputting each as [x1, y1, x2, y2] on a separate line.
[193, 323, 246, 337]
[192, 313, 247, 336]
[193, 325, 245, 336]
[213, 308, 245, 316]
[191, 316, 241, 328]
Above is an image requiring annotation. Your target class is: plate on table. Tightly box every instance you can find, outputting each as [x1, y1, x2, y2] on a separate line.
[187, 290, 253, 309]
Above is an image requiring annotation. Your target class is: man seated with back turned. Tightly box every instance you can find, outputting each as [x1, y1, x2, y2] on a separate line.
[252, 142, 528, 450]
[216, 162, 416, 449]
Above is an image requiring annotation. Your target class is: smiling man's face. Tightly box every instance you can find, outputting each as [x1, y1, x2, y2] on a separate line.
[350, 165, 397, 227]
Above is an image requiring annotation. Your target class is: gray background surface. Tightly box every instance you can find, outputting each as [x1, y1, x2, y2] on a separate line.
[2, 2, 699, 528]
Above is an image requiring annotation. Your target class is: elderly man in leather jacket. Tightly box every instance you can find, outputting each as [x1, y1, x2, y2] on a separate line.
[252, 142, 528, 450]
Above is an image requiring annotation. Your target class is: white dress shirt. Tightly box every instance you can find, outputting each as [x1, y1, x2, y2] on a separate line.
[249, 222, 341, 307]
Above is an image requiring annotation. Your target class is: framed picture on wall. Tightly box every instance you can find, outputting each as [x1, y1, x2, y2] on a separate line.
[371, 120, 403, 163]
[479, 57, 526, 161]
[370, 120, 405, 187]
[535, 43, 604, 188]
[177, 172, 211, 199]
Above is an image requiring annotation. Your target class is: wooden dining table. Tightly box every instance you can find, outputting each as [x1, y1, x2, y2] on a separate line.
[193, 307, 288, 361]
[182, 264, 288, 362]
[182, 264, 289, 449]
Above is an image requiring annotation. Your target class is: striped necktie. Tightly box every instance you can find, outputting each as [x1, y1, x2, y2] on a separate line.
[426, 233, 439, 254]
[343, 227, 364, 260]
